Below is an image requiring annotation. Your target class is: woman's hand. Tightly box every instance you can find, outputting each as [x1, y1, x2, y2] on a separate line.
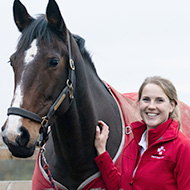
[94, 121, 109, 156]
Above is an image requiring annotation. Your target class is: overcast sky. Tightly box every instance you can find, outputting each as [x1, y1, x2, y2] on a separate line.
[0, 0, 190, 126]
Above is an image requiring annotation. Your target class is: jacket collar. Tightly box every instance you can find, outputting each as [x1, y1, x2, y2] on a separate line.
[131, 117, 179, 147]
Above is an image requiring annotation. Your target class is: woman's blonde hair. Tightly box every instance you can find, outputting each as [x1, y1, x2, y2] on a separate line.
[138, 76, 181, 127]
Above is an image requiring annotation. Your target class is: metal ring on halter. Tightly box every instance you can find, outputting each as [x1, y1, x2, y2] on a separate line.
[69, 59, 75, 70]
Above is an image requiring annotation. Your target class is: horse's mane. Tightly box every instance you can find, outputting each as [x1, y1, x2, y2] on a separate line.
[72, 34, 97, 73]
[17, 14, 97, 73]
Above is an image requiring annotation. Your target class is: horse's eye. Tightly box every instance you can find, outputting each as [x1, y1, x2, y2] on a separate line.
[47, 58, 60, 67]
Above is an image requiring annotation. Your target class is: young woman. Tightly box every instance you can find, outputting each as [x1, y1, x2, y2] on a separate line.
[94, 76, 190, 190]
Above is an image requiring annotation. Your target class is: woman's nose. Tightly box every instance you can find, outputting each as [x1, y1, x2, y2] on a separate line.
[147, 101, 156, 109]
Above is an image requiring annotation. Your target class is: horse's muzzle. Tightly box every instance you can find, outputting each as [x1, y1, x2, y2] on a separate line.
[1, 125, 36, 158]
[2, 135, 35, 158]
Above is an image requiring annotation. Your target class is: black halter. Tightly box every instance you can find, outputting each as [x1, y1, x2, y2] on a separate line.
[7, 31, 75, 147]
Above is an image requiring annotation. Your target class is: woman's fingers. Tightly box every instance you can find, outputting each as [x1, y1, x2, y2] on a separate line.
[98, 121, 109, 137]
[95, 121, 110, 156]
[96, 125, 101, 138]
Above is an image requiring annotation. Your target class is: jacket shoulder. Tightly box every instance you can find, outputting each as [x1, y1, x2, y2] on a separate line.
[177, 131, 190, 148]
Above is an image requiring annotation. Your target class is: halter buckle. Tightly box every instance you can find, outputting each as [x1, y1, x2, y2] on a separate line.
[38, 117, 49, 147]
[41, 116, 48, 128]
[66, 79, 74, 99]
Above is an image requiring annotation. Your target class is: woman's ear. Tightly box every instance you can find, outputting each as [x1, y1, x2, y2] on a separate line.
[169, 100, 176, 114]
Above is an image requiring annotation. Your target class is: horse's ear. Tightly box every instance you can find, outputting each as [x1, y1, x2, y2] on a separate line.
[46, 0, 67, 42]
[13, 0, 34, 32]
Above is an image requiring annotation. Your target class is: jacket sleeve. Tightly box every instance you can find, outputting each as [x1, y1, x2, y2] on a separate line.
[175, 136, 190, 190]
[94, 151, 121, 190]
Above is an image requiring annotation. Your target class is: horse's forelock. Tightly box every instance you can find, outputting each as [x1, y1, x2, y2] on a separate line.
[17, 15, 53, 51]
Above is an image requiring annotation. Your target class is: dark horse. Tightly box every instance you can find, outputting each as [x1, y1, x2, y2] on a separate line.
[1, 0, 140, 189]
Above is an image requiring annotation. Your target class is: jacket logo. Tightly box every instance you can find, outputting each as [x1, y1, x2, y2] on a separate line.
[151, 146, 166, 159]
[157, 146, 165, 155]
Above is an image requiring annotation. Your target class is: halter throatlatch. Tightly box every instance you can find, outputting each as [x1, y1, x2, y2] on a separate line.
[7, 31, 75, 147]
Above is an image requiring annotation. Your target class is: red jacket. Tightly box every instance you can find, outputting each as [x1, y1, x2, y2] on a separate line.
[95, 118, 190, 190]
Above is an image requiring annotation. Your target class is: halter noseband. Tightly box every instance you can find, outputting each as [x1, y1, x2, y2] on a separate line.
[7, 31, 75, 147]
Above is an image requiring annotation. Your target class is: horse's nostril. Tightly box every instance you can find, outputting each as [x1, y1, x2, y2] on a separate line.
[16, 126, 30, 147]
[2, 136, 10, 145]
[1, 123, 6, 132]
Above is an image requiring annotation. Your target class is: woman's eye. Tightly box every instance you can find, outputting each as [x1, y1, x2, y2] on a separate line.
[142, 97, 149, 102]
[156, 98, 164, 103]
[47, 58, 60, 67]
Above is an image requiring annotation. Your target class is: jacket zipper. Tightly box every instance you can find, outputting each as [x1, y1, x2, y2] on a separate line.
[129, 182, 133, 190]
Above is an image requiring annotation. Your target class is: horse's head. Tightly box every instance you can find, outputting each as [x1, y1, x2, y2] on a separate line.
[2, 0, 75, 158]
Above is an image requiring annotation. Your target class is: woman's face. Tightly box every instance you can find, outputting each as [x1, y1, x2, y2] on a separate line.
[139, 83, 175, 130]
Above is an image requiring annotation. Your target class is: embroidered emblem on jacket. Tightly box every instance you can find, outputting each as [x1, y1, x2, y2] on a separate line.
[151, 146, 166, 159]
[157, 146, 165, 155]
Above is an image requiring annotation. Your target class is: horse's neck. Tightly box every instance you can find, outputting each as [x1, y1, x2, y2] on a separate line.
[57, 71, 123, 157]
[44, 71, 102, 186]
[44, 52, 123, 188]
[53, 72, 102, 158]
